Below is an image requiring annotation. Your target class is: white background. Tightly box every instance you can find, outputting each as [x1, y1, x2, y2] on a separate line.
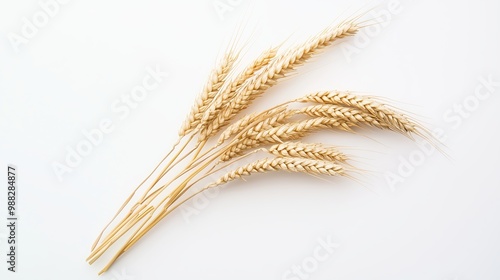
[1, 0, 500, 279]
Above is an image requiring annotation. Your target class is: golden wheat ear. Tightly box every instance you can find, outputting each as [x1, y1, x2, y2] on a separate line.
[179, 51, 239, 137]
[197, 46, 280, 140]
[297, 91, 430, 137]
[209, 157, 346, 187]
[267, 142, 349, 163]
[199, 18, 363, 141]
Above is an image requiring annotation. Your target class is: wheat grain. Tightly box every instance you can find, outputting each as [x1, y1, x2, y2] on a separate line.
[254, 117, 353, 143]
[300, 104, 390, 130]
[240, 109, 296, 138]
[237, 47, 279, 87]
[210, 157, 345, 187]
[268, 142, 348, 162]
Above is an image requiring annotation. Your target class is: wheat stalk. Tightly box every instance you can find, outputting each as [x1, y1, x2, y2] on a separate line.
[88, 11, 437, 275]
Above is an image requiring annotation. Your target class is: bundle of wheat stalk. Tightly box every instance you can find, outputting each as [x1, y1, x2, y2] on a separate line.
[87, 13, 432, 274]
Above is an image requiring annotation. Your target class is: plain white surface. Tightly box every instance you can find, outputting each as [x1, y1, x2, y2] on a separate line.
[1, 0, 500, 279]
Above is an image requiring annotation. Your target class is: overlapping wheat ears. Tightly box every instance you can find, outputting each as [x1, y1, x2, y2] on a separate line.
[87, 11, 435, 274]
